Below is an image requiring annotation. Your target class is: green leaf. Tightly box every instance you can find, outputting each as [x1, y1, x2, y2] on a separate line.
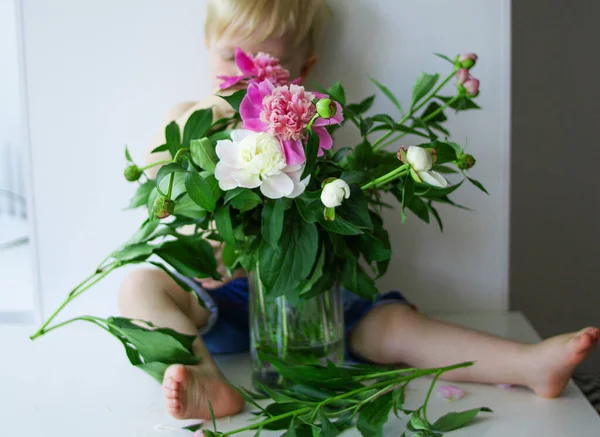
[432, 407, 493, 432]
[347, 94, 376, 114]
[111, 243, 154, 262]
[412, 73, 440, 108]
[107, 317, 198, 371]
[183, 109, 213, 147]
[421, 101, 448, 123]
[258, 210, 318, 297]
[337, 185, 373, 230]
[126, 180, 155, 209]
[185, 170, 217, 212]
[262, 402, 305, 430]
[427, 202, 444, 232]
[165, 121, 182, 157]
[151, 143, 169, 153]
[340, 171, 368, 185]
[431, 164, 458, 174]
[400, 177, 414, 224]
[357, 391, 394, 437]
[357, 233, 391, 263]
[190, 138, 218, 172]
[262, 199, 285, 247]
[224, 187, 245, 203]
[419, 180, 464, 198]
[173, 194, 207, 219]
[318, 409, 341, 437]
[302, 130, 320, 179]
[319, 215, 363, 236]
[208, 400, 217, 432]
[183, 423, 204, 432]
[295, 191, 322, 223]
[408, 197, 430, 223]
[149, 261, 206, 308]
[434, 52, 454, 63]
[230, 190, 262, 212]
[438, 95, 481, 111]
[326, 81, 346, 106]
[342, 260, 379, 300]
[409, 413, 430, 431]
[127, 220, 159, 245]
[371, 78, 403, 114]
[124, 145, 133, 162]
[332, 147, 352, 163]
[218, 89, 247, 112]
[155, 163, 186, 196]
[467, 176, 489, 195]
[157, 171, 186, 200]
[360, 117, 374, 136]
[261, 352, 359, 390]
[154, 239, 217, 279]
[215, 204, 235, 246]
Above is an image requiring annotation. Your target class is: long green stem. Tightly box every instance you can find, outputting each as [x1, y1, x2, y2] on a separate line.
[38, 315, 111, 336]
[139, 159, 171, 171]
[353, 367, 418, 382]
[280, 296, 289, 360]
[422, 95, 460, 123]
[372, 70, 457, 151]
[361, 165, 409, 190]
[30, 262, 121, 340]
[422, 370, 442, 423]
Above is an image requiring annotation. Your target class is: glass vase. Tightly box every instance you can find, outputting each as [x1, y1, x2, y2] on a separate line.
[249, 273, 344, 389]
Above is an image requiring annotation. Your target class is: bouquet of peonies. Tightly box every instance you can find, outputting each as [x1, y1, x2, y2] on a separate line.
[30, 49, 490, 436]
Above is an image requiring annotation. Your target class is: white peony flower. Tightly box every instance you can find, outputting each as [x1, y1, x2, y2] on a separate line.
[405, 146, 448, 188]
[321, 179, 351, 208]
[214, 129, 309, 199]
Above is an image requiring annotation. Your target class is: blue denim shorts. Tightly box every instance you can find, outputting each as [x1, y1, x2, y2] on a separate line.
[175, 276, 412, 357]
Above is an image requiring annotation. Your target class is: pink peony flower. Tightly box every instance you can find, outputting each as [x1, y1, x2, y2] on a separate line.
[240, 80, 343, 165]
[218, 47, 291, 90]
[437, 384, 467, 401]
[463, 77, 480, 97]
[458, 53, 478, 69]
[455, 68, 469, 85]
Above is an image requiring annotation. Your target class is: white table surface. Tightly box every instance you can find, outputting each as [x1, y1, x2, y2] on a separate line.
[1, 312, 598, 437]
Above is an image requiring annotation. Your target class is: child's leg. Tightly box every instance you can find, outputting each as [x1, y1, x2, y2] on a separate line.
[349, 304, 599, 398]
[118, 268, 244, 419]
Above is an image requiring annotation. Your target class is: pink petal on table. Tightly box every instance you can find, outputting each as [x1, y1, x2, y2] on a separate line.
[192, 431, 205, 437]
[437, 384, 467, 401]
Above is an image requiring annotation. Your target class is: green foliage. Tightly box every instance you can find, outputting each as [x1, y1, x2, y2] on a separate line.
[182, 109, 213, 147]
[219, 89, 247, 112]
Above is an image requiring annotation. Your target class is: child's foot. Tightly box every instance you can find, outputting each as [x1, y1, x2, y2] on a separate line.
[163, 364, 244, 420]
[528, 327, 599, 398]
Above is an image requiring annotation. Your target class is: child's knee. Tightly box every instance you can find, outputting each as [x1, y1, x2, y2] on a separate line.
[118, 268, 165, 313]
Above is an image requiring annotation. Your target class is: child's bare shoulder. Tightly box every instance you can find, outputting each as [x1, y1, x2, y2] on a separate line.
[167, 94, 233, 127]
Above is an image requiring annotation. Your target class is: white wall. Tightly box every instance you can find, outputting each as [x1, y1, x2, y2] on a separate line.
[0, 0, 24, 202]
[21, 0, 510, 318]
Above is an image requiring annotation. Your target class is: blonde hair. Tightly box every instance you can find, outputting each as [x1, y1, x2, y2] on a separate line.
[205, 0, 330, 54]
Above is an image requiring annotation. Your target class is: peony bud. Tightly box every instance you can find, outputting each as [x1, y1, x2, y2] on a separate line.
[458, 53, 478, 69]
[321, 178, 350, 208]
[406, 146, 433, 172]
[153, 196, 174, 219]
[463, 78, 480, 97]
[316, 98, 337, 119]
[455, 68, 469, 85]
[124, 165, 142, 182]
[404, 146, 448, 188]
[456, 153, 476, 170]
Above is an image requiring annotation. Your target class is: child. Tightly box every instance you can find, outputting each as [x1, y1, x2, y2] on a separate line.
[119, 0, 599, 421]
